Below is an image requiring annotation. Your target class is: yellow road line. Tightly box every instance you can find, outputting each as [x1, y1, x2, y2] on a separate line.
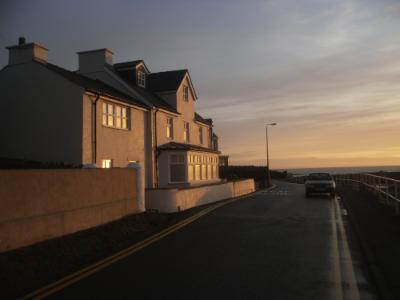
[20, 187, 275, 300]
[331, 199, 344, 300]
[334, 197, 360, 300]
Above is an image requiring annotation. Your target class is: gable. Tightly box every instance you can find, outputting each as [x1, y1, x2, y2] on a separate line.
[136, 62, 150, 74]
[180, 74, 197, 101]
[148, 70, 187, 92]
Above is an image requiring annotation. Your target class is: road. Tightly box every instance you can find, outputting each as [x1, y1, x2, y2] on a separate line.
[49, 182, 376, 299]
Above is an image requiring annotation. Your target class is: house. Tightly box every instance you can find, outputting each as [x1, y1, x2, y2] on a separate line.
[0, 37, 221, 190]
[0, 38, 147, 169]
[67, 44, 221, 188]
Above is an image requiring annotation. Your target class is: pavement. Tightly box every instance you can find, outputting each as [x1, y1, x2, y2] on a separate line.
[338, 185, 400, 300]
[37, 182, 377, 299]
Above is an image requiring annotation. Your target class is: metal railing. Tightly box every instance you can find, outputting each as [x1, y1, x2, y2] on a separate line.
[334, 173, 400, 215]
[288, 175, 306, 184]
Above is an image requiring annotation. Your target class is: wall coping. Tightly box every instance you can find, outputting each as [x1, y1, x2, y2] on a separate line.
[146, 178, 253, 192]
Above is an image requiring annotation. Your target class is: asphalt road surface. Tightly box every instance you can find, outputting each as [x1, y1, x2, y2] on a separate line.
[49, 182, 377, 299]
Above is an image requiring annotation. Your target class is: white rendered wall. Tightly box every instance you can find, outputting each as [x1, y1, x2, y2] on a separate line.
[145, 179, 255, 213]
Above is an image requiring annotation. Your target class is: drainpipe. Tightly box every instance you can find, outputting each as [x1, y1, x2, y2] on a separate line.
[154, 108, 159, 188]
[89, 94, 100, 165]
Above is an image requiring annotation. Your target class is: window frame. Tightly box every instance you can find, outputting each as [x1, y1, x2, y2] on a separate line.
[166, 117, 174, 140]
[183, 85, 189, 102]
[168, 154, 187, 183]
[137, 70, 146, 88]
[187, 153, 219, 182]
[199, 126, 203, 144]
[183, 121, 190, 143]
[102, 159, 113, 168]
[102, 101, 130, 130]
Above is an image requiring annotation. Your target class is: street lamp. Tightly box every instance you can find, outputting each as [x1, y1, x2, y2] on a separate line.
[266, 122, 277, 187]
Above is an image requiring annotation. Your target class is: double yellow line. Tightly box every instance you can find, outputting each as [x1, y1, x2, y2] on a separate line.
[331, 196, 360, 300]
[20, 188, 270, 299]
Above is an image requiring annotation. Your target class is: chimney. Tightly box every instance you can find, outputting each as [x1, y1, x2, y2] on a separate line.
[77, 48, 113, 74]
[6, 37, 48, 65]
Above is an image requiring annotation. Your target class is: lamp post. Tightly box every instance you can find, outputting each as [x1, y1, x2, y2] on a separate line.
[266, 122, 277, 187]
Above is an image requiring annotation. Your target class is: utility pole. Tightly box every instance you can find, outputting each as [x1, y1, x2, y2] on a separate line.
[266, 123, 277, 187]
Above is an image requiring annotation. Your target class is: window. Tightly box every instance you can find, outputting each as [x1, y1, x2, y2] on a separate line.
[166, 117, 174, 139]
[107, 103, 114, 127]
[115, 106, 121, 128]
[102, 159, 112, 168]
[201, 164, 207, 180]
[169, 154, 186, 183]
[186, 154, 219, 182]
[102, 101, 129, 129]
[184, 122, 190, 143]
[195, 164, 201, 180]
[183, 85, 189, 101]
[199, 127, 203, 144]
[122, 107, 128, 129]
[102, 103, 107, 125]
[137, 71, 146, 88]
[188, 165, 194, 181]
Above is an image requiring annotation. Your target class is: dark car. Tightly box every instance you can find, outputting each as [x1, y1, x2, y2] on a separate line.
[305, 173, 336, 197]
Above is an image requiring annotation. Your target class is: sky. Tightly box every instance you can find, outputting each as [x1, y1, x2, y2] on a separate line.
[1, 0, 400, 169]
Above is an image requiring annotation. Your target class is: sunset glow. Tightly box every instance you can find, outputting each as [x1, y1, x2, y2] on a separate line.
[1, 0, 399, 169]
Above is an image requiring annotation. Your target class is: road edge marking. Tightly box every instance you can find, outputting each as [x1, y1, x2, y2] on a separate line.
[334, 197, 360, 300]
[20, 186, 276, 300]
[331, 199, 344, 300]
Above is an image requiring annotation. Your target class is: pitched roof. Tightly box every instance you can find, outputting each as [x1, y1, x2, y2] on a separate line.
[34, 60, 148, 109]
[158, 142, 220, 154]
[195, 113, 213, 126]
[148, 69, 188, 92]
[133, 86, 179, 113]
[111, 65, 178, 113]
[113, 60, 143, 68]
[114, 60, 150, 73]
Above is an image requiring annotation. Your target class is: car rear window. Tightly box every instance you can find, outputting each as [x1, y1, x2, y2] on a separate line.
[308, 173, 332, 180]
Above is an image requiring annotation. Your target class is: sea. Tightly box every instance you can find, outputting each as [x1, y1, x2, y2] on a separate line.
[278, 165, 400, 176]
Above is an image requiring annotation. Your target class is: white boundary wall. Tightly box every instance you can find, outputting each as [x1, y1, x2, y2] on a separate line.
[146, 179, 255, 213]
[0, 169, 139, 252]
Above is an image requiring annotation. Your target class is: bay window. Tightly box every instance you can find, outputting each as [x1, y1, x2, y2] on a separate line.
[169, 154, 186, 183]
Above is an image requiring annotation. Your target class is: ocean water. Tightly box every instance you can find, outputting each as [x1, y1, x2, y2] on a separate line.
[280, 165, 400, 176]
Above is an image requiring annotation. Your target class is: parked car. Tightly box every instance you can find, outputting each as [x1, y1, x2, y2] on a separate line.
[305, 173, 336, 197]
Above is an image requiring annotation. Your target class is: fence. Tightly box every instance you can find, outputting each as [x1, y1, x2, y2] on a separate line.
[287, 175, 306, 184]
[334, 173, 400, 214]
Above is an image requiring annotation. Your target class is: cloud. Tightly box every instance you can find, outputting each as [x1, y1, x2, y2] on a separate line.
[1, 0, 399, 168]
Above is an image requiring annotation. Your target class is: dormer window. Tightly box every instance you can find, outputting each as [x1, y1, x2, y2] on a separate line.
[137, 70, 146, 88]
[183, 85, 189, 102]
